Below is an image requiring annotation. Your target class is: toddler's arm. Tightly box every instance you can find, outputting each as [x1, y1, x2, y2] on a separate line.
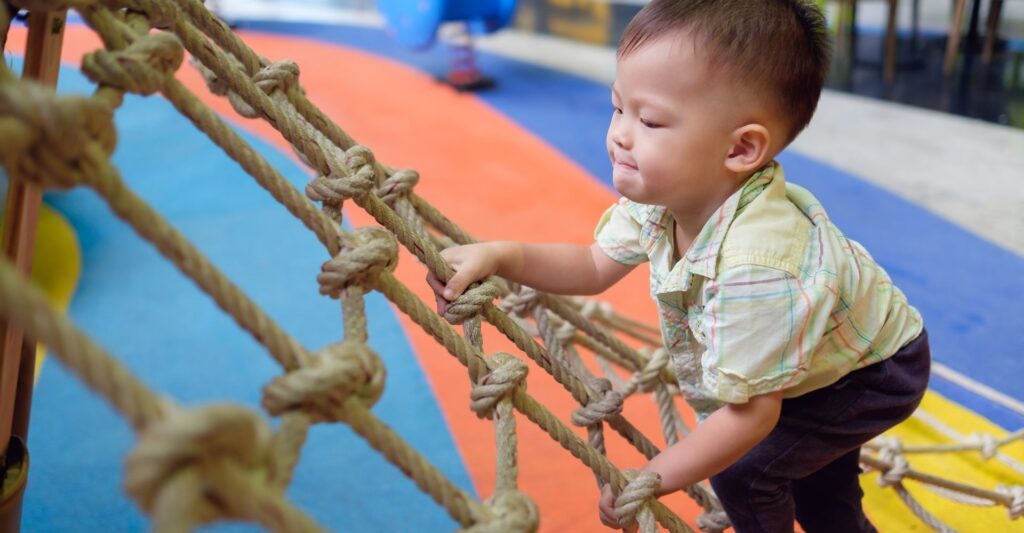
[428, 241, 635, 312]
[647, 390, 782, 494]
[599, 390, 783, 528]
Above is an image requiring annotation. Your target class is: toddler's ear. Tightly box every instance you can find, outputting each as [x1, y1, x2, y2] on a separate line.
[724, 124, 772, 174]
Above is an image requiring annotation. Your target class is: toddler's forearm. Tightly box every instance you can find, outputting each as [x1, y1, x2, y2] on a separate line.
[493, 241, 611, 295]
[644, 391, 782, 495]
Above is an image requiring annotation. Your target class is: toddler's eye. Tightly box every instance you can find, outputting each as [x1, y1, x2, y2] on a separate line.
[612, 106, 623, 114]
[641, 119, 662, 129]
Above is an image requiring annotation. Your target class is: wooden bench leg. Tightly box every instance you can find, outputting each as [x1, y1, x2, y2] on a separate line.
[944, 0, 969, 74]
[983, 0, 1003, 64]
[884, 0, 899, 83]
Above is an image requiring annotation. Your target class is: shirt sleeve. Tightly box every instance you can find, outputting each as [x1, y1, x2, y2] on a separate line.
[698, 264, 838, 403]
[593, 198, 650, 265]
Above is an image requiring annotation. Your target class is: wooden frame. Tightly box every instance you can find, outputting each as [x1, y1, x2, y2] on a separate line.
[0, 5, 67, 468]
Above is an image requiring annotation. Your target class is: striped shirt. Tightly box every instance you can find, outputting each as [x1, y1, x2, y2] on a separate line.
[595, 162, 923, 420]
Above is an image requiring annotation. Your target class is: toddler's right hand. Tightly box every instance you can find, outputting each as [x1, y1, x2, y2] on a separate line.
[426, 243, 503, 315]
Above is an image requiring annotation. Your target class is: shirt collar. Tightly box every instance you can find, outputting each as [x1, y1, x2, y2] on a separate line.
[652, 162, 781, 294]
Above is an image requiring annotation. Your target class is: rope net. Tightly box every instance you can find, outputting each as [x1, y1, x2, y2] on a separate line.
[0, 1, 1019, 531]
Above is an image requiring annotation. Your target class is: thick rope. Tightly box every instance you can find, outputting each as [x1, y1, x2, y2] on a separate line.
[81, 30, 183, 94]
[862, 451, 1021, 525]
[170, 0, 689, 470]
[316, 226, 398, 298]
[614, 469, 661, 533]
[461, 490, 538, 533]
[166, 0, 679, 417]
[80, 8, 344, 257]
[0, 255, 324, 531]
[471, 352, 533, 528]
[39, 6, 495, 530]
[874, 416, 1024, 475]
[262, 342, 385, 423]
[371, 273, 691, 532]
[125, 404, 327, 532]
[146, 1, 681, 500]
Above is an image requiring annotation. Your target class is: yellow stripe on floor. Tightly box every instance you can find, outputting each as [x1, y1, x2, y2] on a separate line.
[864, 390, 1024, 532]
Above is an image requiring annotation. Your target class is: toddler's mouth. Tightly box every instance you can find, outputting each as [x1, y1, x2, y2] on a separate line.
[615, 160, 638, 171]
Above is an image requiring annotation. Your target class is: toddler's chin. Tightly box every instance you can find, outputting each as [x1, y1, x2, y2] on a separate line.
[612, 172, 632, 193]
[612, 174, 644, 202]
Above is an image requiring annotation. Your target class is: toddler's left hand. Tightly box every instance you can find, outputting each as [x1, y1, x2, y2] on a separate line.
[598, 484, 638, 532]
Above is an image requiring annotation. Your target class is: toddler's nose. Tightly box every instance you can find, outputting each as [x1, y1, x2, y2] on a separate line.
[611, 125, 631, 149]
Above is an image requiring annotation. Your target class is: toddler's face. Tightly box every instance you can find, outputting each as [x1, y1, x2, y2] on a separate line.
[607, 33, 745, 212]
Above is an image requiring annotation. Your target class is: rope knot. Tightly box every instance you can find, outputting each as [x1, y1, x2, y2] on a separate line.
[443, 281, 503, 325]
[113, 0, 179, 29]
[996, 485, 1024, 520]
[317, 227, 398, 297]
[696, 510, 732, 533]
[571, 378, 623, 427]
[875, 435, 903, 460]
[877, 454, 909, 487]
[262, 341, 386, 422]
[214, 54, 274, 118]
[344, 145, 376, 171]
[470, 353, 528, 419]
[376, 168, 419, 205]
[305, 146, 376, 205]
[82, 32, 184, 95]
[253, 61, 299, 96]
[191, 57, 230, 96]
[498, 287, 540, 318]
[463, 490, 539, 532]
[124, 405, 274, 524]
[967, 432, 999, 460]
[0, 82, 116, 189]
[613, 469, 662, 529]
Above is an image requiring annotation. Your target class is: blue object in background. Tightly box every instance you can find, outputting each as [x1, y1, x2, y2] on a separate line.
[377, 0, 518, 49]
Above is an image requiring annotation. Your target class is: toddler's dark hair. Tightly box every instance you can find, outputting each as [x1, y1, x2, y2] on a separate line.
[619, 0, 831, 143]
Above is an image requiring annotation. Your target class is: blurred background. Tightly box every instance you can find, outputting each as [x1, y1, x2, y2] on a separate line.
[214, 0, 1024, 127]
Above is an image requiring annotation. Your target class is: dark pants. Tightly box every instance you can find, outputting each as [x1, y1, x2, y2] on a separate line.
[709, 329, 931, 533]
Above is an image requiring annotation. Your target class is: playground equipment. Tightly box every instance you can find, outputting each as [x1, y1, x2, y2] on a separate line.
[1, 0, 1022, 531]
[377, 0, 518, 90]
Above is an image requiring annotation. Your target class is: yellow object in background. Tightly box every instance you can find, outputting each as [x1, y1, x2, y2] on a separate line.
[0, 203, 81, 379]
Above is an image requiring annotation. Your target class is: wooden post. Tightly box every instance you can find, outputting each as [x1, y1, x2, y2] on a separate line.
[944, 0, 969, 75]
[883, 0, 898, 84]
[0, 1, 67, 471]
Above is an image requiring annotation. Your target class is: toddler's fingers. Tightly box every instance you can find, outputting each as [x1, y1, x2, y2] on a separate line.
[425, 273, 449, 315]
[443, 269, 475, 300]
[598, 498, 617, 528]
[425, 272, 446, 296]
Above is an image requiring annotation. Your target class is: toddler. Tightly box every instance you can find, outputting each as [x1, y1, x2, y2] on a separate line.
[427, 1, 929, 531]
